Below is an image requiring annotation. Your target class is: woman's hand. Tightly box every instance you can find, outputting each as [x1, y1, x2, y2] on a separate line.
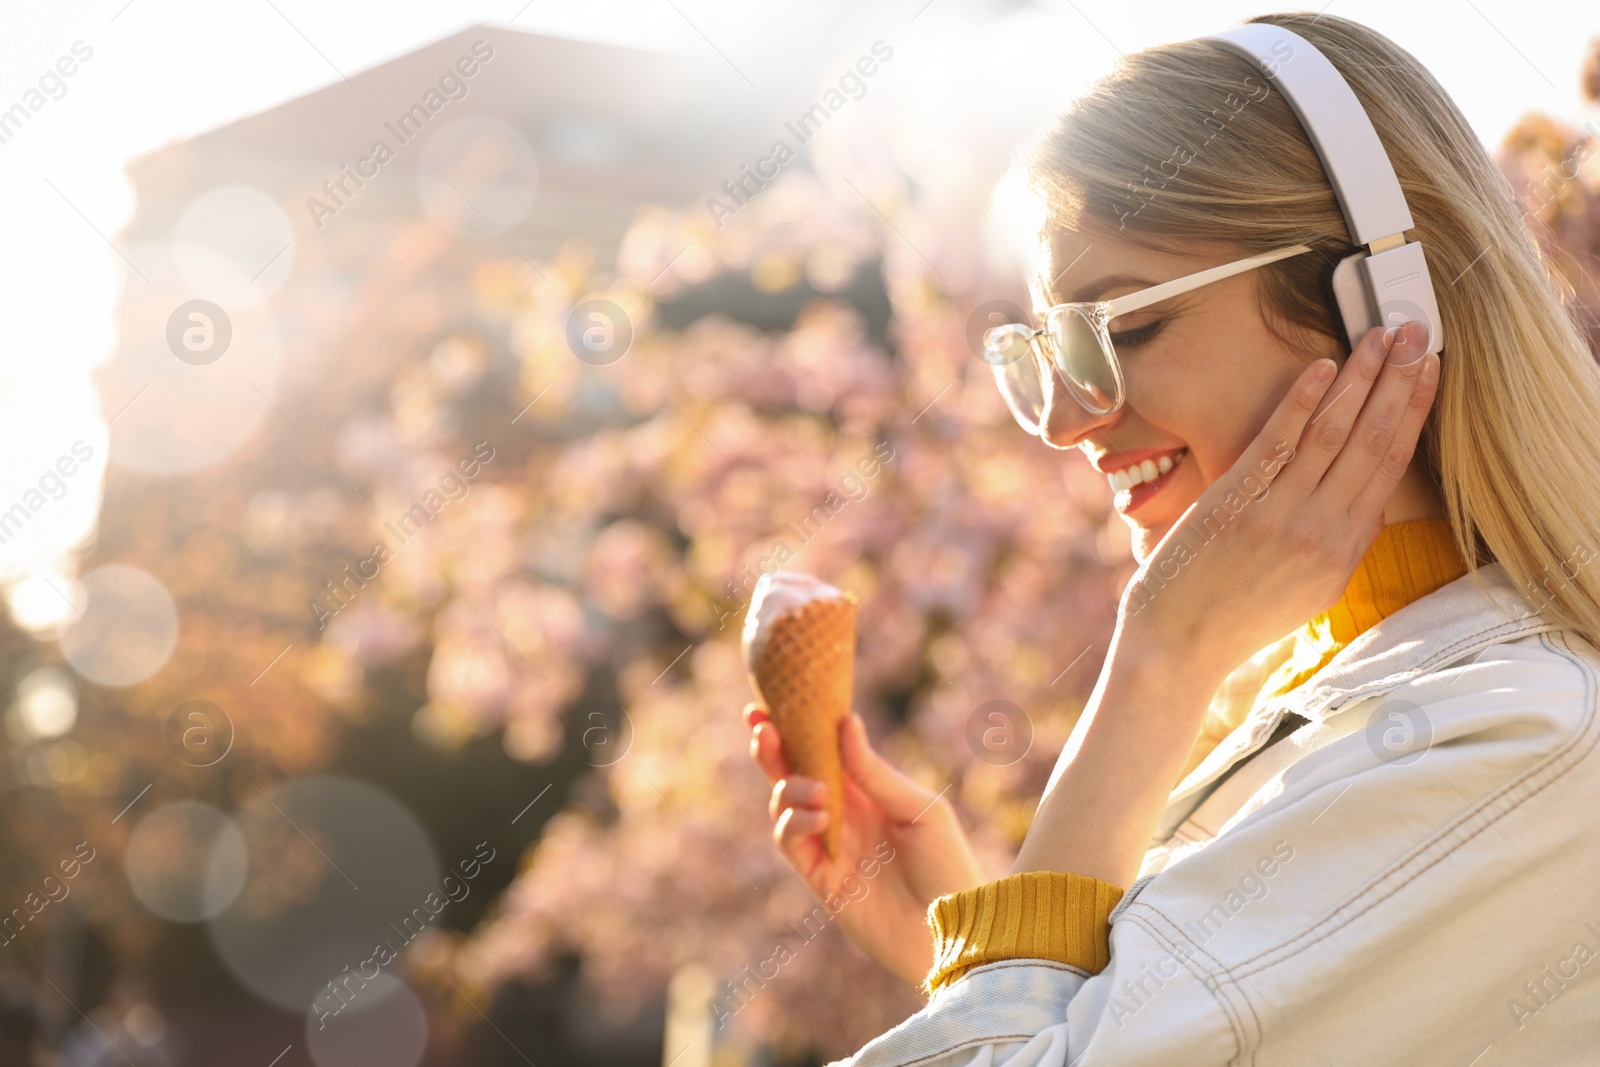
[1123, 320, 1441, 677]
[745, 702, 987, 988]
[1015, 321, 1440, 886]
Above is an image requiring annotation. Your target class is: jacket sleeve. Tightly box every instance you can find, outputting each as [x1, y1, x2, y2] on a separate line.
[922, 871, 1124, 994]
[828, 913, 1241, 1067]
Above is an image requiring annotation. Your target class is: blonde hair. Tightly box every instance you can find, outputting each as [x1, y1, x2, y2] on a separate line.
[1021, 12, 1600, 650]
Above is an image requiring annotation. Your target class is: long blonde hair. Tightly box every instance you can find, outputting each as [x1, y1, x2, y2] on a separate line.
[1021, 12, 1600, 649]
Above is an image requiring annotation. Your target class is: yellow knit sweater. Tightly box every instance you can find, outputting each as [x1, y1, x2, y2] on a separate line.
[923, 519, 1468, 994]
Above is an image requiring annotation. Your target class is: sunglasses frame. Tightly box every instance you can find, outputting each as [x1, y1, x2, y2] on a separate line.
[986, 242, 1317, 433]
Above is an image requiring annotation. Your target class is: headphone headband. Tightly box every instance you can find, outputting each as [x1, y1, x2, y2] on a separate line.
[1203, 23, 1413, 247]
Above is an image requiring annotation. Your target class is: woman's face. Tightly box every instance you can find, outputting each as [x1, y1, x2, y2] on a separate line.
[1034, 227, 1341, 563]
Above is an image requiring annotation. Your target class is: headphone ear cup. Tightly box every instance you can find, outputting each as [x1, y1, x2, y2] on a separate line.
[1362, 243, 1447, 356]
[1329, 249, 1378, 355]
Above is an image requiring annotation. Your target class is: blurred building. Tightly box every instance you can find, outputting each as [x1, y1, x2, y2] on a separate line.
[125, 25, 774, 262]
[107, 23, 895, 476]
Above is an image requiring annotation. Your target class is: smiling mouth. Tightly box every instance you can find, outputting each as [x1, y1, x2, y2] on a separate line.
[1103, 447, 1188, 511]
[1104, 448, 1187, 491]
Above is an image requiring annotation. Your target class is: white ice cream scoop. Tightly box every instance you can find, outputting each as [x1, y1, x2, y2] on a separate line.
[741, 571, 845, 670]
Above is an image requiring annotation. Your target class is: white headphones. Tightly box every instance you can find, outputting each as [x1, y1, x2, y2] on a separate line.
[1203, 23, 1446, 356]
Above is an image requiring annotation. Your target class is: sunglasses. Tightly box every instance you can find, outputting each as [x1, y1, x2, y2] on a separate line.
[982, 243, 1315, 432]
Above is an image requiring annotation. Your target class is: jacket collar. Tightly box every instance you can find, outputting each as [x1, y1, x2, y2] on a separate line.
[1159, 562, 1556, 828]
[1289, 561, 1552, 723]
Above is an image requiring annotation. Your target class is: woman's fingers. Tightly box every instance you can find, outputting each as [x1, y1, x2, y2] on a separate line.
[1340, 332, 1440, 527]
[750, 702, 833, 869]
[743, 701, 769, 729]
[750, 721, 790, 784]
[1209, 353, 1340, 513]
[745, 702, 777, 778]
[1273, 325, 1396, 495]
[763, 714, 936, 822]
[1314, 321, 1432, 503]
[839, 714, 939, 825]
[1286, 326, 1401, 492]
[774, 805, 829, 856]
[769, 775, 826, 822]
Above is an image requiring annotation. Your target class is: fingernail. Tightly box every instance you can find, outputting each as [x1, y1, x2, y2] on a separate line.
[1382, 325, 1400, 349]
[1421, 351, 1439, 385]
[1313, 358, 1336, 383]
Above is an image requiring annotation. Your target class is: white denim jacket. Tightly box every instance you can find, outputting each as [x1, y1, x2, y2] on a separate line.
[833, 563, 1600, 1066]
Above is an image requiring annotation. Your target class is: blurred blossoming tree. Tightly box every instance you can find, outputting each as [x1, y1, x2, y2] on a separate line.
[423, 172, 1127, 1059]
[1497, 39, 1600, 356]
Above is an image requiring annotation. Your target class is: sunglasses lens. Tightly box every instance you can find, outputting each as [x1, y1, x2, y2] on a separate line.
[992, 350, 1045, 431]
[1046, 307, 1120, 414]
[981, 323, 1033, 367]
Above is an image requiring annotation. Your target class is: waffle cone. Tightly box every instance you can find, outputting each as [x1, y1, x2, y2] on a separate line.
[749, 592, 858, 860]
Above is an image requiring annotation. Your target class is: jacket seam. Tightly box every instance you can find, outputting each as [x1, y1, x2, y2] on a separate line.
[1120, 910, 1258, 1065]
[1107, 874, 1157, 924]
[863, 960, 1087, 1067]
[860, 1033, 1038, 1067]
[1302, 617, 1550, 717]
[1226, 629, 1598, 977]
[1166, 617, 1545, 822]
[1166, 620, 1543, 864]
[951, 958, 1092, 981]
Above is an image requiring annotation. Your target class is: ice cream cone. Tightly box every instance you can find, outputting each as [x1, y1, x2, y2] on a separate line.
[743, 573, 858, 861]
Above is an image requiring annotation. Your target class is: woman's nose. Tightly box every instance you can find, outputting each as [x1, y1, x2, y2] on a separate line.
[1039, 392, 1121, 450]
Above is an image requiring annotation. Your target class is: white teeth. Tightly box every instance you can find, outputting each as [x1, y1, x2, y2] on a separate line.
[1105, 450, 1184, 494]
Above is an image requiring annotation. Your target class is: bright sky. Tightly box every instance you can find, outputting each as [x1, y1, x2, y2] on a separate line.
[1, 0, 1596, 613]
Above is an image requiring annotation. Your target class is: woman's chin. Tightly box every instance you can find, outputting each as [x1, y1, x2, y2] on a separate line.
[1130, 523, 1170, 566]
[1126, 489, 1203, 566]
[1139, 511, 1190, 563]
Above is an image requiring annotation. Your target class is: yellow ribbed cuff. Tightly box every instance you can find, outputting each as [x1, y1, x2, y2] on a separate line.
[922, 871, 1125, 995]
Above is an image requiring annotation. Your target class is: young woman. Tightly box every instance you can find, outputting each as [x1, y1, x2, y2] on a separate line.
[744, 12, 1600, 1065]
